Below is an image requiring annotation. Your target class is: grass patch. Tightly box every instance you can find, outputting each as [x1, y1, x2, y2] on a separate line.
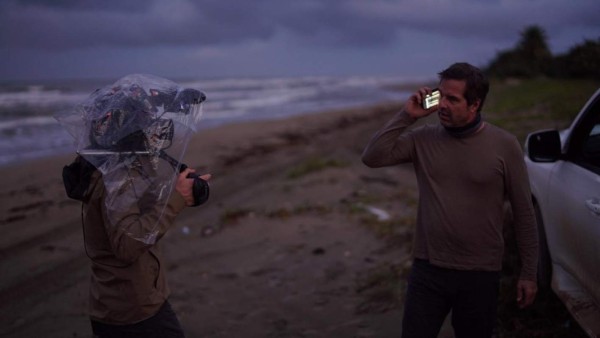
[355, 262, 411, 314]
[286, 156, 349, 179]
[266, 203, 332, 219]
[391, 189, 418, 208]
[487, 78, 599, 121]
[220, 208, 253, 225]
[485, 78, 600, 143]
[360, 215, 414, 239]
[342, 190, 382, 206]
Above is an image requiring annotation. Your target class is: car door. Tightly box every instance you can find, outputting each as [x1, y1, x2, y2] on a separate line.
[545, 95, 600, 303]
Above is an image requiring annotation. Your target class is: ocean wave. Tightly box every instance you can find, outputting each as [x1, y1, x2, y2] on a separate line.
[0, 115, 60, 131]
[0, 86, 86, 108]
[0, 75, 412, 167]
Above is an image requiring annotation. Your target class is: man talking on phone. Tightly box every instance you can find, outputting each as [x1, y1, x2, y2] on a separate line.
[362, 62, 538, 338]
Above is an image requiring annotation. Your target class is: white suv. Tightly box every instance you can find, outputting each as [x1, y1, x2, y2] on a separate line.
[525, 88, 600, 337]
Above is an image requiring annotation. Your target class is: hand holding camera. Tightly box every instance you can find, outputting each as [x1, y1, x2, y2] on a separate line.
[177, 165, 210, 207]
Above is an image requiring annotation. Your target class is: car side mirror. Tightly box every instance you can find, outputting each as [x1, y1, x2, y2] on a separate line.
[526, 130, 562, 162]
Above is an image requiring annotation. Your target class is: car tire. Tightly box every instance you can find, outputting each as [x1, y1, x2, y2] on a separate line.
[535, 202, 552, 290]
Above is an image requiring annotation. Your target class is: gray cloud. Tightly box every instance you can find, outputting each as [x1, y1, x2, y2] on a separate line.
[3, 0, 596, 52]
[0, 0, 275, 49]
[0, 0, 598, 81]
[9, 0, 148, 11]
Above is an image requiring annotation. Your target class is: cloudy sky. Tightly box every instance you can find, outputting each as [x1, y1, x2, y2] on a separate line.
[1, 0, 598, 82]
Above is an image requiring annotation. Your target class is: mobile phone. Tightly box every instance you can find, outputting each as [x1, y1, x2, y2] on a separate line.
[422, 89, 440, 109]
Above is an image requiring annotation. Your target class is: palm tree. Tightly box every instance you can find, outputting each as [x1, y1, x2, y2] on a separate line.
[517, 26, 552, 75]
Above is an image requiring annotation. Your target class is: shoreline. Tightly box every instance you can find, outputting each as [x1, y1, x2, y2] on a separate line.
[0, 99, 408, 170]
[0, 74, 419, 170]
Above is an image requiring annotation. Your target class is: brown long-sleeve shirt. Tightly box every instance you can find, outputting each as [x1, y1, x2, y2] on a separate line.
[362, 111, 538, 281]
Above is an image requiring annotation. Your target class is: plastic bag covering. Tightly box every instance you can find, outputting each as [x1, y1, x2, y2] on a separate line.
[56, 74, 206, 244]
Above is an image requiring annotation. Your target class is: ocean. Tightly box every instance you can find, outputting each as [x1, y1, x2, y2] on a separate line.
[0, 75, 417, 167]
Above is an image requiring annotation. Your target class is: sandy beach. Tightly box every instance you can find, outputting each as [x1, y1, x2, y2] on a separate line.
[2, 94, 589, 338]
[1, 102, 442, 337]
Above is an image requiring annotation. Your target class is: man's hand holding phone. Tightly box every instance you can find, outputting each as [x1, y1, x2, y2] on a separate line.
[405, 87, 440, 119]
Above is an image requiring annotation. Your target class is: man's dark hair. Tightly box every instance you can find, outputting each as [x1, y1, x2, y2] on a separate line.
[438, 62, 489, 112]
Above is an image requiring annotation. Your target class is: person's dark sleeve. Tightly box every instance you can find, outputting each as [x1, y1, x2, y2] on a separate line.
[361, 110, 418, 168]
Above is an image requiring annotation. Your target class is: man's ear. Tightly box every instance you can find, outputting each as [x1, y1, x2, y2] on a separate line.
[469, 99, 481, 114]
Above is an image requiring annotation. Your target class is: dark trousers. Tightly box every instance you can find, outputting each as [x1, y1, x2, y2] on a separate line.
[91, 300, 185, 338]
[402, 259, 500, 338]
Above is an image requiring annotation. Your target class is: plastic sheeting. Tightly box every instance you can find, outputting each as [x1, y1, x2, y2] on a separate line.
[56, 74, 206, 244]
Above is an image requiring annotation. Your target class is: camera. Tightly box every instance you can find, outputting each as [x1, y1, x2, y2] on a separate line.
[187, 173, 210, 207]
[423, 89, 440, 109]
[178, 163, 210, 207]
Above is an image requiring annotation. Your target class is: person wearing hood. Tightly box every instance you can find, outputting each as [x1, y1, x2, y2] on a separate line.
[60, 74, 210, 338]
